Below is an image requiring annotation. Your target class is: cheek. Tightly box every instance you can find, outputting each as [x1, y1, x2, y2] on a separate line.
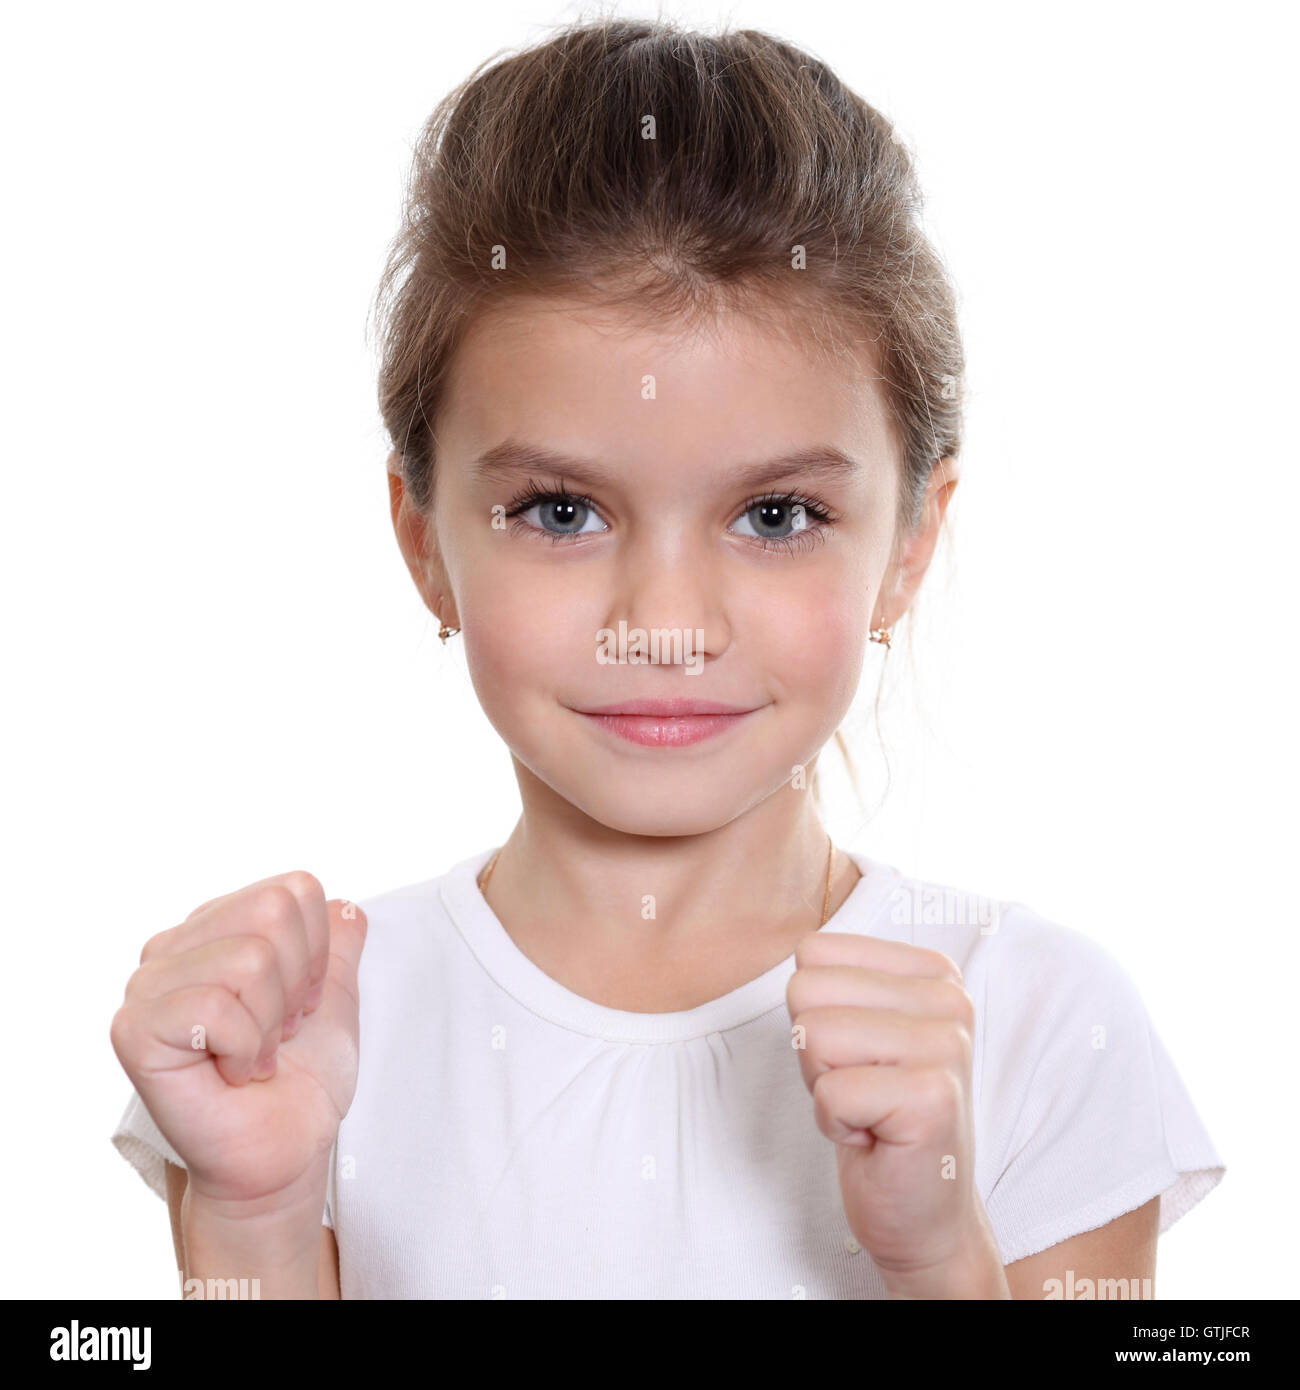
[748, 576, 869, 708]
[457, 567, 598, 717]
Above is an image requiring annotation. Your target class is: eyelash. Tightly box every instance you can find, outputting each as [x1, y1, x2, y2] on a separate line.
[740, 490, 836, 553]
[501, 476, 837, 554]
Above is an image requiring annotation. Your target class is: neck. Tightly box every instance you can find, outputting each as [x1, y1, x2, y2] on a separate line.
[476, 761, 861, 1011]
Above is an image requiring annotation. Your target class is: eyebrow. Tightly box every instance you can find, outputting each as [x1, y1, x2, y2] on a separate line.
[470, 440, 861, 492]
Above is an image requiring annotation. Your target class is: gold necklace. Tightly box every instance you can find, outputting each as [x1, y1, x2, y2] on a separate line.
[477, 836, 839, 926]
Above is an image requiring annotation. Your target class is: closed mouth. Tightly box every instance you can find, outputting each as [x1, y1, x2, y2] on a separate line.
[570, 699, 766, 747]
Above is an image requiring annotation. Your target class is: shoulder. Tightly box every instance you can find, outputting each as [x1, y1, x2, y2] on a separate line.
[942, 895, 1163, 1150]
[962, 901, 1157, 1123]
[969, 900, 1151, 1050]
[872, 867, 1154, 1064]
[355, 873, 447, 930]
[875, 865, 1144, 1009]
[973, 899, 1144, 1001]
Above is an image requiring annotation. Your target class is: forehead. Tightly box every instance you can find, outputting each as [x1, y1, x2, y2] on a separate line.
[439, 294, 901, 483]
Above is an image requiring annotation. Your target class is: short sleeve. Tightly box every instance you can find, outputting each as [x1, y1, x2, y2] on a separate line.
[974, 908, 1225, 1266]
[111, 1086, 184, 1201]
[110, 1086, 335, 1229]
[322, 1133, 338, 1230]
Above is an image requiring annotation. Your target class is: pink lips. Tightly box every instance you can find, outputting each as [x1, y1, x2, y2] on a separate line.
[573, 698, 764, 748]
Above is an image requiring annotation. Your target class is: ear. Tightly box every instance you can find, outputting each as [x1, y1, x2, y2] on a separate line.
[872, 456, 959, 630]
[387, 451, 457, 628]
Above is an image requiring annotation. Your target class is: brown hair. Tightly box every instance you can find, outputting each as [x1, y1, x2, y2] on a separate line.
[373, 14, 963, 525]
[370, 14, 965, 810]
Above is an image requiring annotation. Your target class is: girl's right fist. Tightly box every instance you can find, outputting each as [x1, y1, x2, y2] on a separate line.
[109, 871, 367, 1212]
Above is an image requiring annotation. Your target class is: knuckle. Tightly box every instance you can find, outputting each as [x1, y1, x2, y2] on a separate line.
[231, 933, 278, 983]
[122, 963, 152, 1003]
[194, 983, 237, 1032]
[938, 978, 976, 1029]
[138, 928, 171, 964]
[811, 1063, 843, 1099]
[925, 1016, 969, 1067]
[249, 883, 301, 937]
[809, 1068, 834, 1118]
[945, 1018, 973, 1066]
[926, 949, 964, 983]
[792, 933, 823, 969]
[281, 869, 325, 906]
[920, 1065, 962, 1112]
[806, 1027, 833, 1070]
[108, 1005, 137, 1057]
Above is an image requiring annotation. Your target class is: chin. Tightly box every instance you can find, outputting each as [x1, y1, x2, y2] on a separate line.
[565, 800, 748, 839]
[521, 747, 779, 838]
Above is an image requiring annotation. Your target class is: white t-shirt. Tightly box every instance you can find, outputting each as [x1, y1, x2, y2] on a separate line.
[112, 846, 1224, 1298]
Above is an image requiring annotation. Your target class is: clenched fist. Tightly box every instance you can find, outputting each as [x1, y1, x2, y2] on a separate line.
[787, 930, 1006, 1297]
[110, 871, 367, 1216]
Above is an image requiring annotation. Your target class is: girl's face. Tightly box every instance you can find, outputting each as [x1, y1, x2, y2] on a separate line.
[395, 295, 946, 837]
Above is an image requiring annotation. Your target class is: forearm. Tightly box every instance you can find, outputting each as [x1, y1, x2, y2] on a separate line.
[179, 1187, 323, 1300]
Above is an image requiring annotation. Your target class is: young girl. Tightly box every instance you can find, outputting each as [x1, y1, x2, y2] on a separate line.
[109, 16, 1224, 1300]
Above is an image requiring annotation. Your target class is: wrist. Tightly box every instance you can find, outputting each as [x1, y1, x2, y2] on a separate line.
[879, 1213, 1010, 1301]
[180, 1171, 327, 1301]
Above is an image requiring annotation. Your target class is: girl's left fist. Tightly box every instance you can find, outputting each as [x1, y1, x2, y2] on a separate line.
[786, 929, 999, 1290]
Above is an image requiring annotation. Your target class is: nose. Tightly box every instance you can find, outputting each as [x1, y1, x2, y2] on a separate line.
[604, 525, 730, 668]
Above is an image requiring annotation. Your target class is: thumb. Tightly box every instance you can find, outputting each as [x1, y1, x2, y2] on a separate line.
[324, 898, 368, 1003]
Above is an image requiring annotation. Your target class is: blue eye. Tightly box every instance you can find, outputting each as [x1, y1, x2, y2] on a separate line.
[518, 496, 606, 536]
[501, 478, 835, 552]
[732, 499, 814, 540]
[729, 492, 834, 552]
[503, 479, 608, 541]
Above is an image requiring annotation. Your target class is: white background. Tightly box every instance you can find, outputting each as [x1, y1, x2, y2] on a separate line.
[2, 0, 1294, 1299]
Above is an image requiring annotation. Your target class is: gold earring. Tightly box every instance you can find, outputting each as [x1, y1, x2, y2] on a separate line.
[436, 593, 460, 644]
[869, 625, 893, 649]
